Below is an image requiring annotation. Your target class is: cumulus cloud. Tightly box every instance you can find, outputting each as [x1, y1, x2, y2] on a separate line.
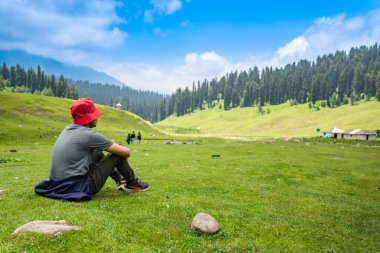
[144, 0, 183, 23]
[0, 0, 127, 62]
[266, 9, 380, 67]
[174, 51, 230, 77]
[107, 8, 380, 93]
[151, 0, 182, 14]
[104, 51, 233, 93]
[268, 36, 310, 66]
[2, 1, 379, 95]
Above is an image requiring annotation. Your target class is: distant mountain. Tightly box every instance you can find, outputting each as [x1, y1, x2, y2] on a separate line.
[0, 49, 124, 86]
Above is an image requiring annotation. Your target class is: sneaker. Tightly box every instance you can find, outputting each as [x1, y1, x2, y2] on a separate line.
[119, 178, 149, 192]
[117, 179, 127, 191]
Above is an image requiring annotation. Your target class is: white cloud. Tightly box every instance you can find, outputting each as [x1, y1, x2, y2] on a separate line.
[2, 1, 379, 95]
[151, 0, 182, 15]
[144, 0, 183, 23]
[0, 0, 127, 62]
[106, 8, 380, 93]
[268, 36, 310, 66]
[266, 9, 380, 68]
[103, 51, 233, 93]
[174, 51, 230, 78]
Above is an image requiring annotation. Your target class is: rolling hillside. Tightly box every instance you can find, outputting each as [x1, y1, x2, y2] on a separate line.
[0, 91, 165, 144]
[156, 100, 380, 139]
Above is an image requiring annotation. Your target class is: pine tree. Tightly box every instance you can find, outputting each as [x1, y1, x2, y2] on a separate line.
[231, 87, 240, 107]
[56, 75, 66, 97]
[2, 63, 10, 80]
[376, 71, 380, 101]
[364, 73, 371, 100]
[243, 84, 253, 107]
[10, 66, 16, 87]
[310, 77, 317, 104]
[223, 83, 231, 110]
[184, 87, 191, 114]
[350, 78, 356, 106]
[191, 83, 196, 112]
[257, 98, 263, 114]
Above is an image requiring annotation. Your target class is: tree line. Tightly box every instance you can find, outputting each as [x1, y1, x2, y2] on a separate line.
[0, 64, 78, 99]
[164, 43, 380, 118]
[0, 63, 166, 122]
[73, 80, 167, 122]
[2, 43, 380, 123]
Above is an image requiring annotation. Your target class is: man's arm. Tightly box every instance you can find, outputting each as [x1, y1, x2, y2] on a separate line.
[106, 143, 130, 158]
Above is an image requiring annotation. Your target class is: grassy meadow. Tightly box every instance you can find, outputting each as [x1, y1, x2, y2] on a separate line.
[156, 100, 380, 139]
[0, 92, 379, 252]
[0, 91, 165, 144]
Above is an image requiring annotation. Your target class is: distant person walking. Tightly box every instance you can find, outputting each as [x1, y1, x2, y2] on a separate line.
[137, 132, 142, 144]
[126, 133, 131, 145]
[34, 98, 149, 201]
[130, 131, 136, 144]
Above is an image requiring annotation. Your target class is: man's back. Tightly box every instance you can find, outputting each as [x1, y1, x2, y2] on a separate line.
[50, 124, 112, 180]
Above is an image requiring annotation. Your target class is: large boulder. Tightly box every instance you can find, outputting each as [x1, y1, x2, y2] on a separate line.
[191, 213, 220, 234]
[12, 220, 80, 236]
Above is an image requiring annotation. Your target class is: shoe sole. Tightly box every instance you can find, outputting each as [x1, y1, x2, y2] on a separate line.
[118, 185, 149, 192]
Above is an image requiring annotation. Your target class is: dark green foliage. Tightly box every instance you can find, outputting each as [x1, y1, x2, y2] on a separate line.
[376, 71, 380, 101]
[73, 80, 167, 122]
[167, 43, 380, 117]
[3, 44, 380, 123]
[0, 63, 78, 99]
[0, 63, 166, 122]
[223, 83, 231, 110]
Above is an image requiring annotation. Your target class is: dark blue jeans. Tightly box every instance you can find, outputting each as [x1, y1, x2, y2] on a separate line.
[87, 150, 136, 194]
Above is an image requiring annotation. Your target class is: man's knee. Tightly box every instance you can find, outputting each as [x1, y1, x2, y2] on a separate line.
[108, 153, 127, 162]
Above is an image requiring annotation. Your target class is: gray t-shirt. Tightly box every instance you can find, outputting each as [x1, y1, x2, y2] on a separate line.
[50, 124, 113, 180]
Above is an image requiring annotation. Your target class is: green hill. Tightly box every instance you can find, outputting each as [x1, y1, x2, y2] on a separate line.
[156, 100, 380, 139]
[0, 91, 165, 144]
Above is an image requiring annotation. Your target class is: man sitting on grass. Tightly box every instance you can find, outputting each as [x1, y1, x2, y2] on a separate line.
[35, 98, 149, 201]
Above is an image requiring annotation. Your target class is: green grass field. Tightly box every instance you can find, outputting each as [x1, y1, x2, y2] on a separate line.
[156, 100, 380, 139]
[1, 92, 379, 252]
[0, 91, 165, 144]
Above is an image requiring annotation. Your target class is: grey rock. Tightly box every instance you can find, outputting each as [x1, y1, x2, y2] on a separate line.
[12, 220, 80, 236]
[191, 213, 220, 234]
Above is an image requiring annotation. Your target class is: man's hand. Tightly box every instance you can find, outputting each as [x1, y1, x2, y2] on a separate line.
[106, 143, 131, 158]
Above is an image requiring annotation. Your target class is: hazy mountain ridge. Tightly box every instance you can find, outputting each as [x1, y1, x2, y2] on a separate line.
[0, 49, 124, 86]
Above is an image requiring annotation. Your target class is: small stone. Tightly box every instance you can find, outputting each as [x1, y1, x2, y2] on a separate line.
[12, 220, 80, 236]
[191, 213, 220, 234]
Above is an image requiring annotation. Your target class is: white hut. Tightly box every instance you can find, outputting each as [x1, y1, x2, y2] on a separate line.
[116, 103, 122, 109]
[323, 128, 345, 139]
[342, 129, 377, 141]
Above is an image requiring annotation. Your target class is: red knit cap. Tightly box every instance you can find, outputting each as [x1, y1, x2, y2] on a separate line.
[70, 98, 101, 125]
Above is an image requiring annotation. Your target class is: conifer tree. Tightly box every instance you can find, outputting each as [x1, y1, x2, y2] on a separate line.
[376, 72, 380, 101]
[2, 63, 10, 80]
[223, 83, 231, 110]
[364, 73, 371, 100]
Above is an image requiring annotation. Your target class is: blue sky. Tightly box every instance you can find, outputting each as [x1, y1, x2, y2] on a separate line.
[0, 0, 380, 92]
